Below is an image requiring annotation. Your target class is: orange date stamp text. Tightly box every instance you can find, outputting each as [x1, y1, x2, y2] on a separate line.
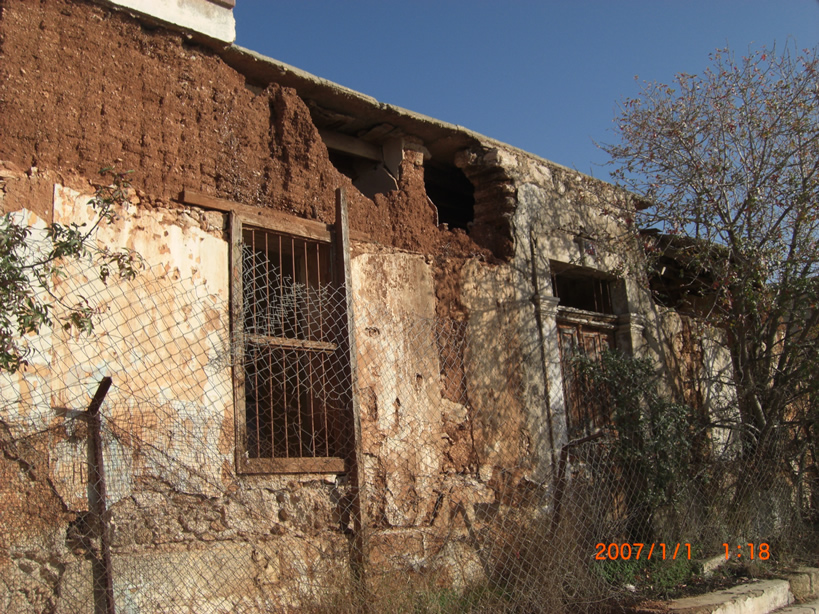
[595, 542, 691, 560]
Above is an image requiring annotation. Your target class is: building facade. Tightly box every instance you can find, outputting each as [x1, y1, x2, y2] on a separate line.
[0, 1, 727, 611]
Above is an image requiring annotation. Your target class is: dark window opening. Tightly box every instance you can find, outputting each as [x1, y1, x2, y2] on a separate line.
[644, 252, 718, 316]
[424, 162, 475, 230]
[551, 268, 613, 314]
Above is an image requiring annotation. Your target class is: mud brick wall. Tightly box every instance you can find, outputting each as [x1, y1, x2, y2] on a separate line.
[0, 0, 674, 609]
[0, 36, 540, 603]
[0, 0, 487, 258]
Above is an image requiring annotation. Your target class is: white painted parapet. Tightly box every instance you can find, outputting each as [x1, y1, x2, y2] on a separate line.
[105, 0, 236, 44]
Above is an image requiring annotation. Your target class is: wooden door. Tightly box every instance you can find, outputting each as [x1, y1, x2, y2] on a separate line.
[557, 321, 615, 438]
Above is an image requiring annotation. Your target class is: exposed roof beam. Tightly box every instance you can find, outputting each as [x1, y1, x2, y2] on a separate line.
[318, 130, 382, 162]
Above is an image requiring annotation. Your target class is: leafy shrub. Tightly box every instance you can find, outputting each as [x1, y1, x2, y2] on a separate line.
[575, 350, 694, 542]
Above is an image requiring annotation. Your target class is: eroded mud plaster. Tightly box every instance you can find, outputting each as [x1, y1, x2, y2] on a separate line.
[0, 1, 735, 609]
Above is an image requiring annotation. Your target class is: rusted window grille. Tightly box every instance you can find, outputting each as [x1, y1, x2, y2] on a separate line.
[235, 226, 345, 473]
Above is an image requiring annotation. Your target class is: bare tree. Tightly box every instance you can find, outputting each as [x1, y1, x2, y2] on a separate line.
[604, 45, 819, 467]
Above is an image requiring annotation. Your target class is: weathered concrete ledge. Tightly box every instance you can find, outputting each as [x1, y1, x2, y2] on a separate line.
[777, 598, 819, 614]
[629, 579, 793, 614]
[788, 568, 819, 601]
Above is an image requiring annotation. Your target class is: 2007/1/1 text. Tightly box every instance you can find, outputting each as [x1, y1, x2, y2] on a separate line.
[595, 543, 691, 560]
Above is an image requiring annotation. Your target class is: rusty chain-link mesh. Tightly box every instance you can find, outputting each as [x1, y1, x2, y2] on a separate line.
[1, 236, 817, 613]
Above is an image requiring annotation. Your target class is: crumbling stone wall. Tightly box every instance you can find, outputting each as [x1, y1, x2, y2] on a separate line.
[654, 309, 737, 452]
[0, 0, 708, 608]
[454, 146, 648, 469]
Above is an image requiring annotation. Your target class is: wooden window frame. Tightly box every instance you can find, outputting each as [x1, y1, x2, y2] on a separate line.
[180, 190, 362, 476]
[230, 215, 347, 474]
[556, 309, 617, 439]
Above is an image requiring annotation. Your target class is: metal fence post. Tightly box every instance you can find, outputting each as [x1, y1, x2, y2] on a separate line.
[87, 376, 115, 614]
[550, 431, 604, 542]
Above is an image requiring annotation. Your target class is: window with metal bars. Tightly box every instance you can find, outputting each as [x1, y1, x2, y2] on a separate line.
[232, 224, 346, 474]
[551, 270, 613, 314]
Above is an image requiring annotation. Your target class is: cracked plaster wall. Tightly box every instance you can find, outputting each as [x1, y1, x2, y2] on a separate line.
[0, 166, 542, 607]
[0, 0, 731, 607]
[0, 171, 358, 611]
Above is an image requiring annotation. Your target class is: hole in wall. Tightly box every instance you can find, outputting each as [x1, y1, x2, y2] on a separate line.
[325, 144, 397, 200]
[424, 161, 474, 231]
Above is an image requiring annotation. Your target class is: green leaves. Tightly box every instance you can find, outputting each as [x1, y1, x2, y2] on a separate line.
[575, 350, 694, 540]
[0, 167, 144, 374]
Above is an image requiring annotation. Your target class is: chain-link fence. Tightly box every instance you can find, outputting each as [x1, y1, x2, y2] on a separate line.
[1, 234, 817, 613]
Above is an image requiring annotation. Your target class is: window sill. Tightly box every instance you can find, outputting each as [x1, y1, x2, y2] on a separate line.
[237, 456, 346, 475]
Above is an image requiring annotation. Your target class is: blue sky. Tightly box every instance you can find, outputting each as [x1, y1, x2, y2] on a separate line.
[233, 1, 819, 178]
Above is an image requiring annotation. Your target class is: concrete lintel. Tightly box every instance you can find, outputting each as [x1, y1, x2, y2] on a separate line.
[538, 295, 561, 317]
[616, 312, 647, 331]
